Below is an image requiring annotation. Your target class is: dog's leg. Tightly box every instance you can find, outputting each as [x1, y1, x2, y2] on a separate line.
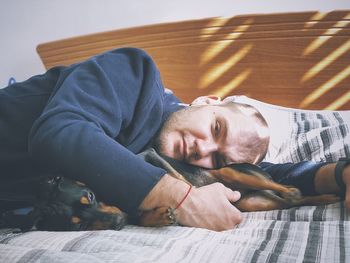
[210, 167, 301, 202]
[235, 191, 291, 211]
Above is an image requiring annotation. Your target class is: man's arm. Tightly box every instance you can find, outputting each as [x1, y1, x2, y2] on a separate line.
[28, 48, 171, 214]
[259, 161, 350, 208]
[313, 162, 350, 209]
[140, 174, 243, 231]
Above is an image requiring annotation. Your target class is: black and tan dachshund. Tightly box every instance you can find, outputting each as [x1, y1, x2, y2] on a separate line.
[137, 148, 340, 226]
[0, 148, 340, 231]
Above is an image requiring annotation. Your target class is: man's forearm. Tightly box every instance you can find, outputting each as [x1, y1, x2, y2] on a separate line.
[139, 174, 242, 231]
[314, 161, 350, 209]
[139, 174, 189, 210]
[314, 162, 350, 194]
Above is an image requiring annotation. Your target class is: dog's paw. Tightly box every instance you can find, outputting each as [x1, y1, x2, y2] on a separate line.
[281, 187, 302, 203]
[138, 207, 177, 227]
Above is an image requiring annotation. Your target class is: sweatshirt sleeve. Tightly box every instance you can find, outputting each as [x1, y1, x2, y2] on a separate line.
[28, 48, 169, 214]
[258, 161, 330, 195]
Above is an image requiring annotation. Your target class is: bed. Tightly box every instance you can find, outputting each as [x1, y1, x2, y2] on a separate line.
[1, 10, 349, 263]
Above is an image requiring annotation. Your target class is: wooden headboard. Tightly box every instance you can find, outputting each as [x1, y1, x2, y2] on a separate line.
[37, 10, 350, 110]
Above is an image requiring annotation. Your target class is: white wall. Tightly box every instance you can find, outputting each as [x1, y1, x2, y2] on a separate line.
[1, 0, 349, 87]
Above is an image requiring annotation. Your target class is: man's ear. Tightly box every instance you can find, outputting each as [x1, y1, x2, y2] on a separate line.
[190, 95, 222, 106]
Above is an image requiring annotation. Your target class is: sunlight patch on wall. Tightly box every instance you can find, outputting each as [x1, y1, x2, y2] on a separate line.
[303, 19, 350, 55]
[304, 12, 327, 28]
[199, 19, 253, 65]
[199, 44, 253, 89]
[324, 91, 350, 110]
[301, 39, 350, 82]
[212, 69, 252, 98]
[201, 18, 230, 38]
[303, 35, 331, 56]
[300, 65, 350, 108]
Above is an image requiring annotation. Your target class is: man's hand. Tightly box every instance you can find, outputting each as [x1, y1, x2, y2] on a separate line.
[175, 183, 242, 231]
[140, 174, 242, 231]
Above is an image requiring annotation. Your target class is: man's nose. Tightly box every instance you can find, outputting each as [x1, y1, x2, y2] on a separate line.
[196, 139, 217, 157]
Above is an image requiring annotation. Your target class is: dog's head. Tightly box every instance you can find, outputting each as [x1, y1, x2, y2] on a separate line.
[34, 177, 127, 231]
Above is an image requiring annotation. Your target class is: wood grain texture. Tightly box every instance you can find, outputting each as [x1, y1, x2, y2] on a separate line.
[37, 10, 350, 109]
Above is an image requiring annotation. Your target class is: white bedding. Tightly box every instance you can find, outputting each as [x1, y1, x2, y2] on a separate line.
[1, 202, 349, 263]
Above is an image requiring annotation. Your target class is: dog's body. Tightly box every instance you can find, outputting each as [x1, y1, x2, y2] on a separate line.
[0, 148, 340, 231]
[138, 148, 340, 226]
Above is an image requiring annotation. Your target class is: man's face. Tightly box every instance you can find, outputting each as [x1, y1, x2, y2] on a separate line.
[154, 103, 269, 169]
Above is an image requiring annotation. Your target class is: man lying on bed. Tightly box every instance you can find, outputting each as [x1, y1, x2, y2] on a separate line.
[0, 48, 349, 232]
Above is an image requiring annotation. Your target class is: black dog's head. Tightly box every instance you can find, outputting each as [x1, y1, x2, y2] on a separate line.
[33, 177, 127, 231]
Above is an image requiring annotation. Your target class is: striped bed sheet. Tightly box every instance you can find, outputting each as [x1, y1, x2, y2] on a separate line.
[0, 201, 349, 263]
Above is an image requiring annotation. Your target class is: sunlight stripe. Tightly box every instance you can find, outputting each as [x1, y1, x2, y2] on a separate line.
[303, 20, 350, 55]
[300, 65, 350, 107]
[301, 39, 350, 82]
[324, 91, 350, 110]
[213, 69, 252, 98]
[199, 44, 253, 88]
[200, 19, 253, 65]
[304, 12, 327, 28]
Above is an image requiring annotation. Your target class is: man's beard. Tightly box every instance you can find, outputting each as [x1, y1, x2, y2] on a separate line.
[153, 106, 199, 157]
[153, 108, 183, 156]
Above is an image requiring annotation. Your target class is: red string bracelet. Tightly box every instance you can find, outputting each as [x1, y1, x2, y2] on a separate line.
[174, 184, 192, 210]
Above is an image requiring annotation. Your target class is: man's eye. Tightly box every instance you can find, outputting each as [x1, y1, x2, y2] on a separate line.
[215, 120, 221, 136]
[194, 151, 200, 160]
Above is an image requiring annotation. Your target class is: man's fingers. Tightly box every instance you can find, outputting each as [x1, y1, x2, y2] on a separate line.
[225, 187, 241, 203]
[224, 187, 243, 226]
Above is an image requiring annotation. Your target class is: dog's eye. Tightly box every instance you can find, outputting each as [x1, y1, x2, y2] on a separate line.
[87, 192, 95, 203]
